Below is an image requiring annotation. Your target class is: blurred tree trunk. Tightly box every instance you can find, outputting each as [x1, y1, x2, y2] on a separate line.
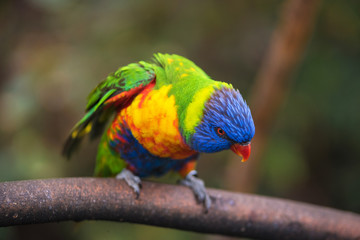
[225, 0, 322, 193]
[0, 0, 46, 88]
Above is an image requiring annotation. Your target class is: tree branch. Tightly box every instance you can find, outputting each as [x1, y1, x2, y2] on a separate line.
[1, 178, 359, 239]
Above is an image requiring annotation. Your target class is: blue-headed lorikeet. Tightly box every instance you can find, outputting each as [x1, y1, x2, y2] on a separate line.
[63, 53, 255, 210]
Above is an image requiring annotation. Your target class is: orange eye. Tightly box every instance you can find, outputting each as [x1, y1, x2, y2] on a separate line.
[216, 127, 225, 136]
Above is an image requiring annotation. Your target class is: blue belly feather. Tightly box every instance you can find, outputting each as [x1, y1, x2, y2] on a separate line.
[108, 124, 197, 178]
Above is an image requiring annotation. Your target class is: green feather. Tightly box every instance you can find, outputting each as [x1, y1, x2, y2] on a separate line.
[63, 53, 232, 161]
[95, 133, 126, 177]
[152, 53, 230, 141]
[63, 61, 155, 159]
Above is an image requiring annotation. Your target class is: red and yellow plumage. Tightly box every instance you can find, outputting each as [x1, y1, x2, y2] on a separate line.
[117, 84, 195, 160]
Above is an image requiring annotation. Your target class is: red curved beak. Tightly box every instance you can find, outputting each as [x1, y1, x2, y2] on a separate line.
[231, 143, 251, 162]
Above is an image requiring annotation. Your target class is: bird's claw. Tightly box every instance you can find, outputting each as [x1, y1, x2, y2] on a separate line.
[180, 170, 211, 212]
[116, 168, 142, 198]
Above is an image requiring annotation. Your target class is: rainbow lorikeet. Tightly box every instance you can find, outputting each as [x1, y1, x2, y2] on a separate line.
[63, 53, 255, 210]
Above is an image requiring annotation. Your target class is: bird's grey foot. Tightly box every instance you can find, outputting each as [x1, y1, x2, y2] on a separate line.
[180, 170, 211, 212]
[116, 168, 142, 198]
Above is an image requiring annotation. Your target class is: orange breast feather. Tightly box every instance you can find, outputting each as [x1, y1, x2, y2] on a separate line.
[118, 85, 196, 159]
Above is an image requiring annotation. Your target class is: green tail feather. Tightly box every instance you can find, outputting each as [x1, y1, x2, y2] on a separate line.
[94, 133, 126, 177]
[62, 60, 156, 159]
[62, 92, 115, 159]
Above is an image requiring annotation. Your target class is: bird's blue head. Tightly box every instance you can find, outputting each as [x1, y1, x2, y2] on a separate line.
[191, 87, 255, 161]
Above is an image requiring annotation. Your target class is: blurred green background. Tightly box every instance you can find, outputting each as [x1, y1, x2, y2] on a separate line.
[1, 0, 359, 239]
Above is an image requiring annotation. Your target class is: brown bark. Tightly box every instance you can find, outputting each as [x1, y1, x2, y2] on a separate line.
[1, 178, 360, 239]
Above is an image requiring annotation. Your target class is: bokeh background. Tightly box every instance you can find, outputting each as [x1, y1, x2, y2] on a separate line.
[1, 0, 359, 239]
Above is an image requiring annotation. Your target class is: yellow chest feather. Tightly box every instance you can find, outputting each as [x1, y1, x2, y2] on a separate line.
[119, 85, 195, 159]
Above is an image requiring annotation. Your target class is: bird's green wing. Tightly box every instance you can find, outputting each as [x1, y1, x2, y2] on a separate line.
[62, 61, 156, 159]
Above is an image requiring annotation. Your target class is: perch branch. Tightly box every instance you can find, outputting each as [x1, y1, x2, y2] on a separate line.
[1, 178, 359, 240]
